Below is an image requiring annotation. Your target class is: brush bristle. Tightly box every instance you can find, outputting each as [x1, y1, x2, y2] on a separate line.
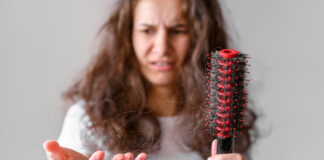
[205, 49, 248, 139]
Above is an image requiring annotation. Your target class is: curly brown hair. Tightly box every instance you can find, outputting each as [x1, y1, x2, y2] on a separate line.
[63, 0, 257, 159]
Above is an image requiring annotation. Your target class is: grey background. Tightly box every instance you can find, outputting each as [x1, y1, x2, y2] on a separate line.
[1, 0, 323, 159]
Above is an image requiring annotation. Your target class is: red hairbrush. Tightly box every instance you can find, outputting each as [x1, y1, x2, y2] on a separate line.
[205, 49, 249, 154]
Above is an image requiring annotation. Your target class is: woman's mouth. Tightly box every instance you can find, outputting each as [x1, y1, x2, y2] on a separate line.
[151, 62, 175, 71]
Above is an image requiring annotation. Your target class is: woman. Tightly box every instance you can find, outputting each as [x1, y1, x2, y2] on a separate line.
[43, 0, 257, 160]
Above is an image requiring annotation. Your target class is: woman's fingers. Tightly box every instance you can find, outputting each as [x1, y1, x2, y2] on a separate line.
[207, 153, 246, 160]
[113, 152, 146, 160]
[211, 139, 217, 156]
[112, 153, 125, 160]
[135, 153, 147, 160]
[43, 140, 89, 160]
[89, 150, 105, 160]
[124, 152, 134, 160]
[43, 140, 66, 160]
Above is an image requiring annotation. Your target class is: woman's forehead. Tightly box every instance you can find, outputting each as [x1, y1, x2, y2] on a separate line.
[133, 0, 187, 26]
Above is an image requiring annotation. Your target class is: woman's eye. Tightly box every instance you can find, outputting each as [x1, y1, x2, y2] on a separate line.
[141, 29, 154, 34]
[170, 29, 187, 35]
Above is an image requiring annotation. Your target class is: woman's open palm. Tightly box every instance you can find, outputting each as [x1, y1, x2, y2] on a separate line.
[43, 140, 105, 160]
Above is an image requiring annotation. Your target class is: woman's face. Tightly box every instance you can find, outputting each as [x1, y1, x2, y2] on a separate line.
[132, 0, 190, 87]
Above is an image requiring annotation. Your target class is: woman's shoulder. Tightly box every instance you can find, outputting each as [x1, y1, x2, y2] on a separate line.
[62, 100, 93, 127]
[66, 100, 86, 117]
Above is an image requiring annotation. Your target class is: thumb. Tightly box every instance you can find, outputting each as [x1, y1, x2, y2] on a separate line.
[43, 140, 66, 160]
[211, 139, 217, 156]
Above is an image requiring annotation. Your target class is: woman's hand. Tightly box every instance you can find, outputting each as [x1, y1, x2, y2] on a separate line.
[112, 152, 147, 160]
[43, 140, 105, 160]
[207, 139, 246, 160]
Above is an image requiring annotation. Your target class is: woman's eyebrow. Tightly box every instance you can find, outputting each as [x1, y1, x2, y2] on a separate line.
[138, 23, 187, 28]
[170, 23, 187, 28]
[139, 23, 154, 27]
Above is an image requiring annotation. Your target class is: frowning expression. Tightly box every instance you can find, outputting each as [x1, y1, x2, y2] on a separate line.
[132, 0, 190, 87]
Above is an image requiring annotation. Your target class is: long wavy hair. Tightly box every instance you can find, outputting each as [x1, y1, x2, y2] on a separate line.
[63, 0, 257, 159]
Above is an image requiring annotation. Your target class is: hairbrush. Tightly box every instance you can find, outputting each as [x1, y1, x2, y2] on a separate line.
[205, 49, 249, 154]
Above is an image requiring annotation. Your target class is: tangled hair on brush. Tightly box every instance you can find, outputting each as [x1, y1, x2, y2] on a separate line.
[62, 0, 258, 159]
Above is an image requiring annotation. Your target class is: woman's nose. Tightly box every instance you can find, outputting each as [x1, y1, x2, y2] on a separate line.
[152, 30, 169, 56]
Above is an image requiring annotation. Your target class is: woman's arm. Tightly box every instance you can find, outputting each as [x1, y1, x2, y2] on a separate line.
[57, 101, 93, 155]
[44, 101, 106, 160]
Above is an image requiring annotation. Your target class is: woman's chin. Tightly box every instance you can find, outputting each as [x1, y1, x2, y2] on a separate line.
[146, 77, 176, 87]
[150, 81, 174, 87]
[143, 72, 177, 87]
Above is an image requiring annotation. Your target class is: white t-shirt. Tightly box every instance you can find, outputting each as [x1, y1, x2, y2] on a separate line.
[57, 101, 203, 160]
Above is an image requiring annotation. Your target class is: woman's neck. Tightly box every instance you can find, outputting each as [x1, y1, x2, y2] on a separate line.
[146, 85, 179, 117]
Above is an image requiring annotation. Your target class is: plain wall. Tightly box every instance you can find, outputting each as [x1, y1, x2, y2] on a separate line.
[0, 0, 113, 159]
[1, 0, 323, 159]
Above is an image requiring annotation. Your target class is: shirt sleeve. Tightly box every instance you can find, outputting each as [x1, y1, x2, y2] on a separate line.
[57, 100, 92, 155]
